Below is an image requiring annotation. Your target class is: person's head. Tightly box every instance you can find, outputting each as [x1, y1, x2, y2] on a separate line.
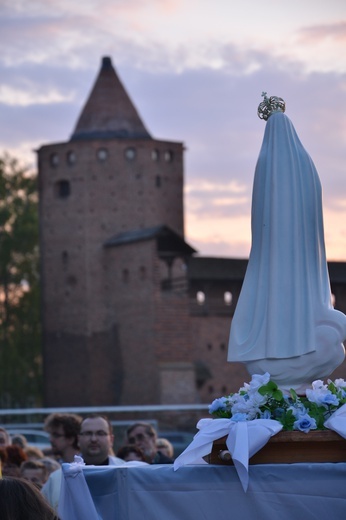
[25, 445, 45, 460]
[10, 434, 27, 450]
[44, 413, 82, 461]
[0, 427, 11, 448]
[156, 437, 174, 459]
[126, 422, 158, 462]
[0, 476, 59, 520]
[78, 414, 114, 465]
[116, 444, 146, 462]
[2, 445, 28, 477]
[40, 456, 61, 476]
[20, 460, 48, 489]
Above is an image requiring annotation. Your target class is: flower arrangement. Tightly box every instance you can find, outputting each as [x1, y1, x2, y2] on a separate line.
[209, 373, 346, 433]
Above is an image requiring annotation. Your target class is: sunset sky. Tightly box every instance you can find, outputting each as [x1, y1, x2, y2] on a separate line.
[1, 0, 346, 259]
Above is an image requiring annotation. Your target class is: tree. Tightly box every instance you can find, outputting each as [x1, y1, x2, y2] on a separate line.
[0, 152, 41, 408]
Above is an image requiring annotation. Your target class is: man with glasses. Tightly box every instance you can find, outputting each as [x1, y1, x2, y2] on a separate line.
[78, 414, 124, 465]
[43, 412, 82, 464]
[42, 414, 125, 510]
[126, 422, 174, 464]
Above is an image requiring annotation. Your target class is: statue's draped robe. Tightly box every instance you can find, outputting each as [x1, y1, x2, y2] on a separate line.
[228, 112, 346, 382]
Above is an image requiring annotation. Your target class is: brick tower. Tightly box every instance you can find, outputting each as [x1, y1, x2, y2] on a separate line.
[38, 57, 196, 406]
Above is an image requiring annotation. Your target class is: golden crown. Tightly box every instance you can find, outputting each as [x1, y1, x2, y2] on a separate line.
[257, 92, 286, 121]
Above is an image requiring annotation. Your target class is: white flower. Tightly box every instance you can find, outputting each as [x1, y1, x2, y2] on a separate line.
[248, 372, 270, 392]
[306, 381, 339, 408]
[334, 378, 346, 390]
[311, 379, 328, 392]
[230, 391, 266, 420]
[249, 390, 268, 407]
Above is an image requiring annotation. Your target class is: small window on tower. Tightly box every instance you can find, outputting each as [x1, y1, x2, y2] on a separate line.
[125, 147, 136, 161]
[66, 150, 76, 165]
[151, 149, 160, 161]
[50, 153, 59, 167]
[55, 180, 70, 199]
[97, 148, 108, 161]
[164, 150, 173, 162]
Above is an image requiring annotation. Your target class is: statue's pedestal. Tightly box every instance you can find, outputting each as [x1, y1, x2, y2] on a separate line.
[206, 430, 346, 465]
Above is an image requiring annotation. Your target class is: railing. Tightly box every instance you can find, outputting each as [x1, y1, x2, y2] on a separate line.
[0, 403, 208, 416]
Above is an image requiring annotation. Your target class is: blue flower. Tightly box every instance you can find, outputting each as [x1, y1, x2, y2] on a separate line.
[260, 410, 272, 420]
[273, 407, 285, 419]
[209, 397, 228, 414]
[231, 413, 248, 422]
[293, 414, 317, 433]
[320, 393, 339, 407]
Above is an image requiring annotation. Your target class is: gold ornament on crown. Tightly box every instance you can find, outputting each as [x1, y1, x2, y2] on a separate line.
[258, 92, 286, 121]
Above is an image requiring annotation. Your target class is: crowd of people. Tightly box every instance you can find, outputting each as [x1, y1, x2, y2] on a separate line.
[0, 414, 175, 517]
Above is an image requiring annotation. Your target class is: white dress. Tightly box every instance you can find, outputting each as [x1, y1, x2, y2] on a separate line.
[227, 110, 346, 391]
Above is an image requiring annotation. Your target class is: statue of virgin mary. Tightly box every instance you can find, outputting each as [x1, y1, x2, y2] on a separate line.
[227, 94, 346, 392]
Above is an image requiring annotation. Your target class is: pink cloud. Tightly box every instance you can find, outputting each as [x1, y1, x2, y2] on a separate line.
[297, 20, 346, 44]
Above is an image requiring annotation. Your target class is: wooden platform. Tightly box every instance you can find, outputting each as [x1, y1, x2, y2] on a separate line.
[206, 430, 346, 465]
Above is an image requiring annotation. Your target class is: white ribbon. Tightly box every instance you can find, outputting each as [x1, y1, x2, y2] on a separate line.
[174, 418, 282, 491]
[324, 403, 346, 438]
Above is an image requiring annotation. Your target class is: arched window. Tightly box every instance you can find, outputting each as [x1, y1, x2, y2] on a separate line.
[196, 291, 205, 305]
[66, 150, 76, 165]
[164, 150, 173, 162]
[224, 291, 233, 305]
[50, 153, 59, 167]
[97, 148, 108, 161]
[151, 149, 160, 161]
[55, 180, 70, 198]
[125, 147, 136, 161]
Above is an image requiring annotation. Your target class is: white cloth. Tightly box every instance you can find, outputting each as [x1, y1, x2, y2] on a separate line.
[58, 458, 149, 520]
[228, 111, 346, 389]
[41, 455, 126, 511]
[325, 403, 346, 438]
[58, 459, 99, 520]
[174, 417, 282, 491]
[57, 463, 346, 520]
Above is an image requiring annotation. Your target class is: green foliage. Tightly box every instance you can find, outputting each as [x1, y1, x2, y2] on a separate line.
[0, 152, 42, 407]
[258, 380, 284, 402]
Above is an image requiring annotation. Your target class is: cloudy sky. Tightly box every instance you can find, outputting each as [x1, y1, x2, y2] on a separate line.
[1, 0, 346, 260]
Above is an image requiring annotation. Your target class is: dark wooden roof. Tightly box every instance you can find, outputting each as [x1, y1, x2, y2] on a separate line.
[104, 225, 196, 257]
[70, 56, 151, 141]
[188, 257, 248, 281]
[188, 257, 346, 283]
